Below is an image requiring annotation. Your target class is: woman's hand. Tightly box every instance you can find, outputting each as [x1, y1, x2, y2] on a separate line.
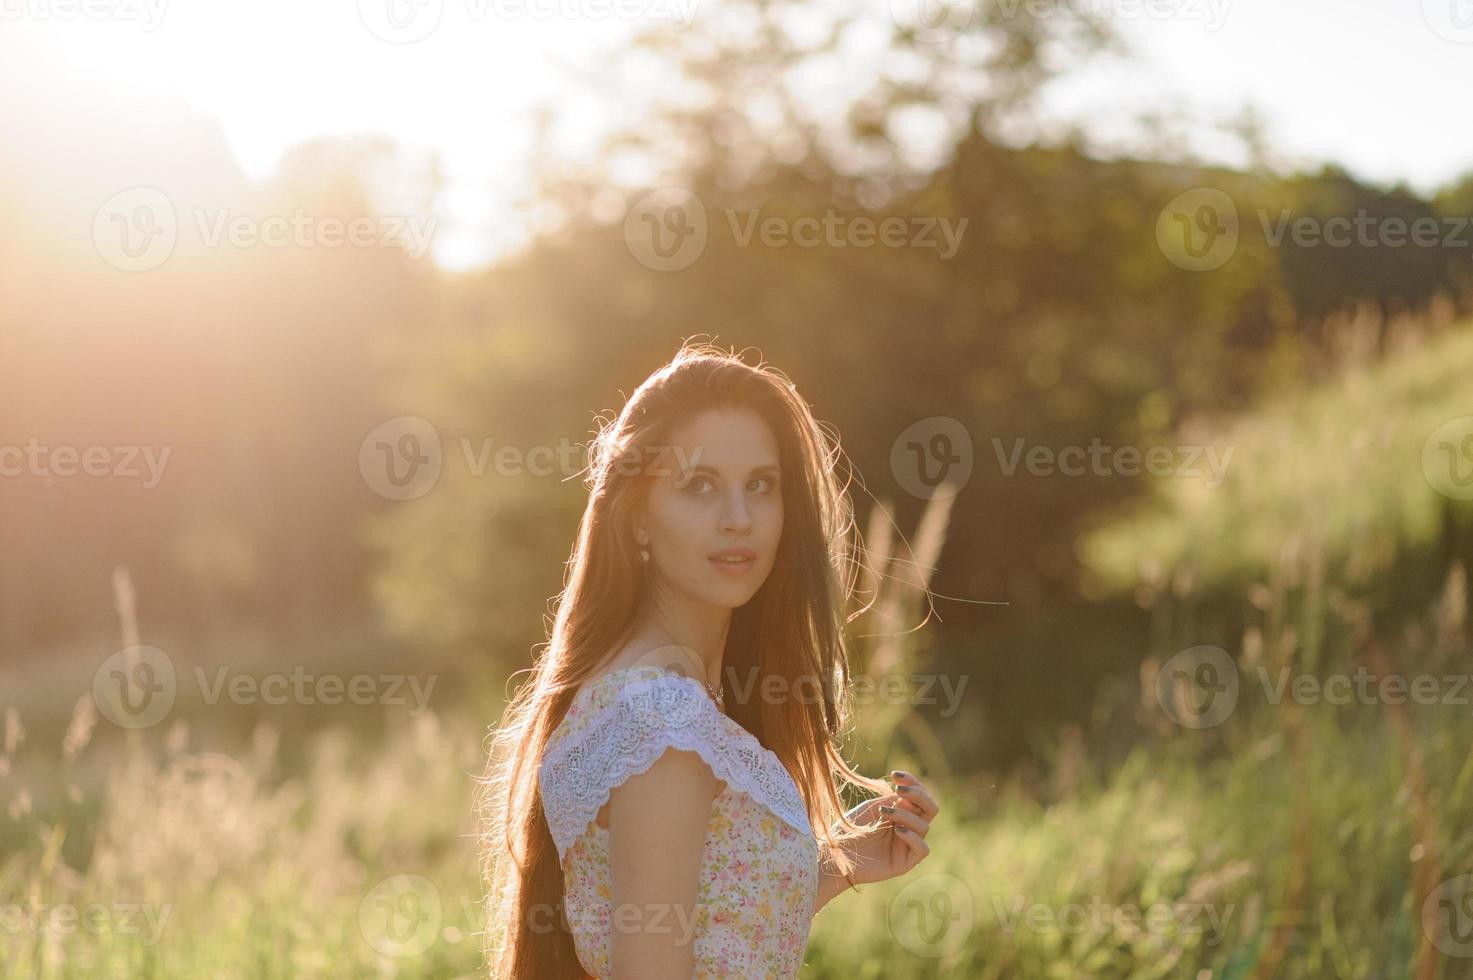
[830, 770, 939, 887]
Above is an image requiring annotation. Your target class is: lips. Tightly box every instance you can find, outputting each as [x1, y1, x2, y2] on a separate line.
[709, 548, 757, 562]
[708, 548, 757, 574]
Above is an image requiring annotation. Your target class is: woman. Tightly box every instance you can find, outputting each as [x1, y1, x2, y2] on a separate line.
[479, 342, 940, 978]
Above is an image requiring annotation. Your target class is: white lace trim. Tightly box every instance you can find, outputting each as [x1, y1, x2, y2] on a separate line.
[539, 670, 813, 858]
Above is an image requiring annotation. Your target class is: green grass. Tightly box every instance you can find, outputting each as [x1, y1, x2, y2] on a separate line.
[808, 705, 1473, 980]
[4, 697, 1470, 978]
[1081, 322, 1473, 594]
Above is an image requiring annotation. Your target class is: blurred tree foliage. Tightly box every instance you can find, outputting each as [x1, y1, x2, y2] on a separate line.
[6, 1, 1473, 767]
[367, 0, 1473, 762]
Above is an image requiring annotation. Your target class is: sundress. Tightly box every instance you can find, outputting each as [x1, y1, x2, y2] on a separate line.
[538, 664, 820, 978]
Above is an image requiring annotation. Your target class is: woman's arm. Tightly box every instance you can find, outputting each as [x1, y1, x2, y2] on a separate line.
[812, 845, 854, 915]
[606, 746, 721, 979]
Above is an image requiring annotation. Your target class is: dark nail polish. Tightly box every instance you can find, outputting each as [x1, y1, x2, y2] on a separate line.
[896, 785, 911, 793]
[879, 804, 895, 814]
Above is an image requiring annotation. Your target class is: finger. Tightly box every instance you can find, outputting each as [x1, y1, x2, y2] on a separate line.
[880, 804, 931, 839]
[870, 792, 924, 823]
[861, 796, 898, 825]
[893, 823, 930, 864]
[889, 773, 939, 821]
[894, 794, 927, 819]
[844, 796, 887, 825]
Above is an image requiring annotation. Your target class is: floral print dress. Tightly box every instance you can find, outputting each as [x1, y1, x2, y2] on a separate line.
[538, 664, 820, 978]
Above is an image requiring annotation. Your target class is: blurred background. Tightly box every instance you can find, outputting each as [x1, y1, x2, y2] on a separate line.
[4, 0, 1473, 976]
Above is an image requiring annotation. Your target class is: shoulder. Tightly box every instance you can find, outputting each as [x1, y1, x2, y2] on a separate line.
[537, 663, 726, 857]
[560, 641, 709, 722]
[549, 661, 714, 751]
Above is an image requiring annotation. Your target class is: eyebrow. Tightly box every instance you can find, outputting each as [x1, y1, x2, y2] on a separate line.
[685, 463, 780, 477]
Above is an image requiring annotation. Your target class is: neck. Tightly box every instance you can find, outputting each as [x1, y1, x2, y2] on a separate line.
[642, 583, 731, 693]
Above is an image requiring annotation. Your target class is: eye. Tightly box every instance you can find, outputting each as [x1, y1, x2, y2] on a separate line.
[750, 476, 777, 493]
[683, 476, 715, 494]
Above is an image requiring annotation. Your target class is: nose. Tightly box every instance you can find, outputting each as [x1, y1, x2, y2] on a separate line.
[719, 487, 751, 534]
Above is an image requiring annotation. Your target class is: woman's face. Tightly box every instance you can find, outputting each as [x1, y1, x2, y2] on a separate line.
[639, 408, 784, 610]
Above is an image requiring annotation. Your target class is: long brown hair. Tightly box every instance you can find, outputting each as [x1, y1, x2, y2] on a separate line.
[477, 340, 890, 978]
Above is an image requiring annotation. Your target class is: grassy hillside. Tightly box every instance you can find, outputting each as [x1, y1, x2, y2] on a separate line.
[1081, 322, 1473, 598]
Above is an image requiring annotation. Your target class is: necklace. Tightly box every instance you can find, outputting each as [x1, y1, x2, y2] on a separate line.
[651, 623, 725, 709]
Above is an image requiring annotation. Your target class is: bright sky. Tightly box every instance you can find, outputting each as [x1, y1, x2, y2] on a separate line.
[1050, 0, 1473, 193]
[8, 0, 1473, 271]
